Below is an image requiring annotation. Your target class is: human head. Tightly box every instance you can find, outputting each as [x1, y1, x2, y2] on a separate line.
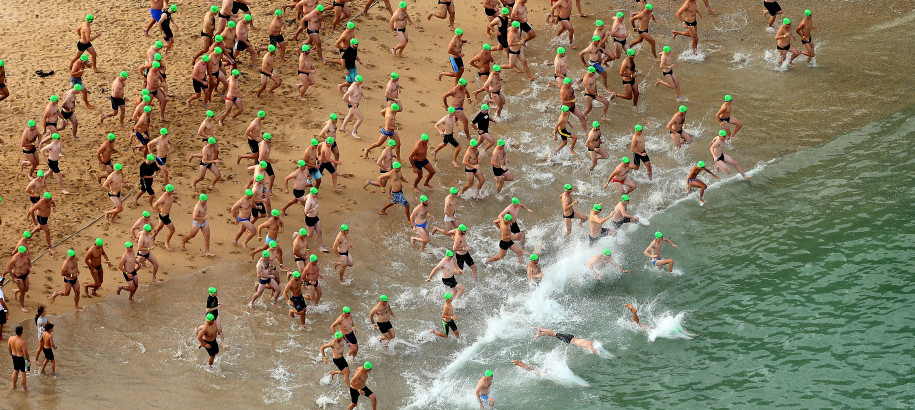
[511, 21, 520, 28]
[380, 294, 388, 302]
[343, 306, 351, 314]
[165, 184, 175, 192]
[86, 14, 94, 22]
[207, 313, 215, 322]
[783, 18, 791, 25]
[421, 133, 430, 141]
[400, 1, 407, 8]
[392, 161, 402, 169]
[595, 20, 604, 27]
[698, 161, 705, 168]
[199, 193, 208, 202]
[18, 246, 26, 254]
[350, 38, 358, 46]
[262, 250, 271, 258]
[622, 195, 630, 202]
[497, 139, 505, 146]
[458, 78, 467, 86]
[679, 105, 688, 113]
[635, 124, 643, 132]
[80, 55, 89, 62]
[96, 238, 104, 246]
[444, 292, 452, 300]
[470, 139, 479, 147]
[621, 157, 630, 164]
[44, 192, 52, 199]
[804, 9, 812, 17]
[503, 214, 512, 221]
[142, 211, 150, 218]
[724, 94, 732, 102]
[458, 224, 467, 232]
[557, 47, 566, 55]
[530, 254, 539, 262]
[347, 22, 355, 29]
[450, 187, 458, 195]
[355, 75, 364, 83]
[455, 28, 463, 36]
[603, 249, 611, 256]
[364, 361, 373, 370]
[341, 224, 349, 232]
[310, 187, 319, 195]
[420, 195, 428, 203]
[208, 137, 217, 145]
[143, 224, 152, 232]
[272, 209, 281, 217]
[316, 5, 325, 12]
[67, 249, 76, 257]
[227, 21, 236, 28]
[391, 103, 401, 111]
[209, 287, 217, 295]
[564, 184, 572, 191]
[719, 130, 728, 137]
[663, 46, 671, 53]
[645, 3, 653, 11]
[626, 49, 635, 56]
[446, 250, 454, 258]
[483, 44, 491, 51]
[293, 271, 302, 279]
[655, 231, 663, 239]
[593, 204, 602, 212]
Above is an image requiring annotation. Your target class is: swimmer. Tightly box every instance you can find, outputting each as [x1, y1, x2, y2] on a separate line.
[486, 214, 524, 264]
[490, 138, 514, 193]
[475, 370, 496, 409]
[60, 83, 86, 137]
[603, 157, 637, 194]
[775, 18, 801, 67]
[408, 134, 437, 190]
[301, 254, 322, 305]
[629, 124, 652, 180]
[28, 192, 57, 254]
[363, 103, 402, 159]
[196, 313, 220, 366]
[390, 2, 413, 57]
[152, 184, 180, 250]
[331, 0, 353, 31]
[254, 45, 282, 97]
[71, 15, 102, 73]
[469, 44, 495, 85]
[250, 210, 286, 261]
[39, 133, 69, 194]
[527, 254, 543, 282]
[441, 79, 472, 140]
[624, 303, 653, 331]
[321, 332, 351, 387]
[559, 184, 588, 237]
[762, 0, 783, 28]
[370, 295, 397, 346]
[615, 49, 639, 106]
[585, 122, 610, 173]
[115, 242, 140, 302]
[204, 287, 228, 345]
[268, 9, 288, 62]
[219, 69, 244, 125]
[510, 0, 537, 45]
[248, 251, 280, 308]
[8, 325, 29, 390]
[96, 133, 120, 184]
[473, 70, 505, 119]
[347, 362, 377, 410]
[558, 78, 588, 130]
[385, 72, 402, 110]
[319, 138, 342, 192]
[502, 22, 536, 81]
[796, 10, 818, 62]
[672, 0, 701, 54]
[83, 238, 113, 296]
[643, 231, 679, 273]
[341, 76, 365, 138]
[532, 327, 597, 354]
[410, 196, 434, 252]
[716, 95, 743, 139]
[667, 105, 692, 153]
[148, 127, 174, 185]
[553, 46, 570, 88]
[34, 322, 57, 375]
[6, 247, 33, 312]
[686, 161, 719, 204]
[432, 107, 461, 168]
[548, 0, 574, 47]
[49, 250, 84, 311]
[655, 46, 683, 101]
[586, 249, 628, 279]
[630, 4, 659, 59]
[181, 194, 214, 256]
[430, 293, 459, 339]
[710, 130, 751, 178]
[432, 187, 461, 231]
[19, 120, 41, 177]
[610, 194, 640, 229]
[135, 224, 161, 282]
[588, 204, 612, 245]
[427, 250, 466, 299]
[331, 306, 360, 357]
[553, 106, 579, 156]
[192, 137, 222, 190]
[332, 225, 355, 281]
[295, 45, 317, 100]
[283, 271, 308, 328]
[332, 38, 360, 94]
[580, 67, 612, 120]
[460, 140, 486, 198]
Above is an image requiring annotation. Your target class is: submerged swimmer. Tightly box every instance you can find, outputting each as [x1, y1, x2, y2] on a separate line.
[532, 327, 597, 354]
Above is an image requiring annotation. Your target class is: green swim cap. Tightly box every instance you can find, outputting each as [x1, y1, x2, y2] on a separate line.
[292, 271, 301, 278]
[400, 1, 407, 7]
[391, 103, 401, 111]
[697, 161, 705, 168]
[316, 5, 325, 12]
[530, 254, 538, 261]
[340, 224, 349, 231]
[364, 361, 373, 370]
[203, 110, 214, 118]
[347, 22, 355, 29]
[616, 12, 625, 18]
[202, 55, 210, 62]
[719, 130, 727, 137]
[563, 77, 572, 84]
[679, 105, 687, 113]
[208, 287, 217, 295]
[655, 231, 663, 238]
[622, 195, 630, 202]
[501, 7, 510, 14]
[635, 124, 643, 132]
[154, 53, 163, 61]
[593, 204, 602, 211]
[448, 107, 456, 113]
[73, 84, 83, 91]
[155, 41, 164, 48]
[335, 331, 344, 339]
[67, 249, 76, 257]
[343, 306, 351, 313]
[503, 214, 512, 221]
[267, 44, 276, 52]
[470, 139, 479, 147]
[214, 47, 223, 54]
[450, 187, 458, 194]
[23, 231, 32, 238]
[108, 133, 117, 140]
[455, 28, 463, 35]
[379, 294, 389, 302]
[80, 55, 89, 62]
[52, 133, 61, 140]
[421, 133, 430, 141]
[125, 241, 133, 248]
[326, 137, 335, 145]
[208, 137, 217, 145]
[603, 249, 611, 256]
[626, 49, 635, 56]
[228, 21, 236, 28]
[309, 254, 318, 262]
[387, 139, 396, 147]
[420, 195, 428, 202]
[151, 61, 161, 68]
[663, 46, 671, 53]
[28, 120, 36, 127]
[588, 66, 596, 73]
[18, 246, 26, 253]
[561, 105, 570, 112]
[295, 159, 306, 168]
[557, 47, 566, 54]
[446, 250, 454, 257]
[267, 241, 276, 249]
[327, 113, 338, 121]
[485, 370, 493, 377]
[231, 69, 240, 76]
[458, 224, 467, 231]
[591, 35, 601, 42]
[492, 65, 501, 72]
[783, 18, 791, 25]
[160, 127, 168, 135]
[310, 187, 318, 194]
[622, 157, 630, 164]
[302, 44, 311, 52]
[309, 138, 319, 146]
[350, 38, 358, 46]
[166, 184, 175, 192]
[275, 9, 283, 16]
[511, 197, 520, 204]
[444, 292, 452, 300]
[355, 75, 364, 82]
[295, 228, 305, 236]
[458, 78, 467, 86]
[143, 224, 152, 231]
[142, 211, 150, 217]
[511, 21, 520, 28]
[389, 72, 400, 80]
[86, 15, 94, 22]
[206, 313, 215, 321]
[255, 174, 264, 181]
[592, 121, 600, 128]
[646, 3, 653, 11]
[483, 44, 491, 50]
[595, 20, 604, 27]
[804, 9, 812, 16]
[262, 250, 271, 258]
[497, 139, 505, 146]
[724, 94, 732, 102]
[96, 238, 104, 246]
[271, 209, 280, 217]
[245, 189, 253, 196]
[244, 14, 252, 21]
[199, 193, 208, 201]
[44, 192, 52, 199]
[50, 95, 59, 102]
[37, 170, 45, 177]
[392, 161, 402, 169]
[564, 184, 572, 191]
[211, 6, 219, 13]
[147, 154, 155, 161]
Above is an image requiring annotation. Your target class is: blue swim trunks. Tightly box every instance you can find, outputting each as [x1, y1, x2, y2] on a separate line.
[151, 8, 163, 21]
[450, 56, 463, 73]
[381, 128, 394, 137]
[70, 76, 83, 87]
[590, 61, 605, 74]
[390, 191, 409, 207]
[345, 68, 358, 83]
[309, 168, 322, 180]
